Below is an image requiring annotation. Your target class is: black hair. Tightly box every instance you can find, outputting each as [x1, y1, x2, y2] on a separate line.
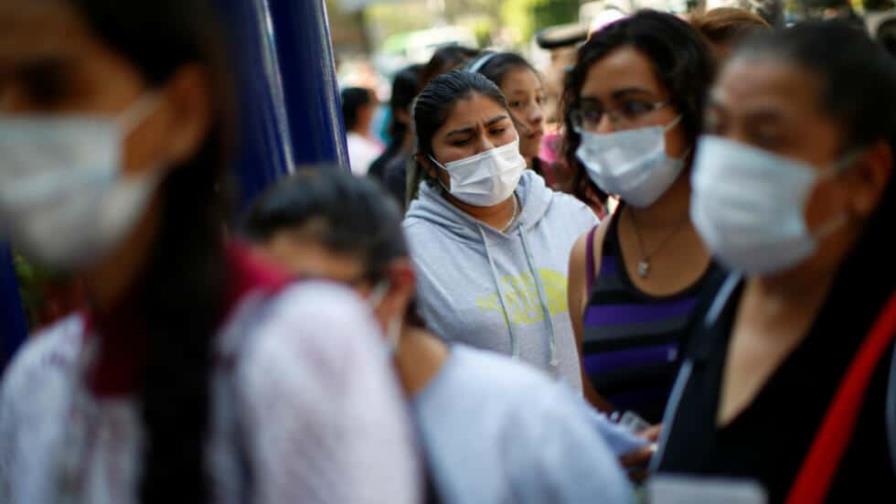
[389, 65, 423, 139]
[379, 65, 422, 162]
[341, 87, 374, 132]
[243, 169, 426, 325]
[420, 45, 480, 88]
[878, 19, 896, 57]
[734, 20, 896, 302]
[412, 70, 508, 186]
[68, 0, 233, 502]
[472, 52, 539, 90]
[243, 168, 406, 279]
[368, 66, 422, 182]
[562, 10, 714, 205]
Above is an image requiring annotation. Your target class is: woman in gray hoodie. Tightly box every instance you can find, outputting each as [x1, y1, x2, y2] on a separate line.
[404, 71, 598, 391]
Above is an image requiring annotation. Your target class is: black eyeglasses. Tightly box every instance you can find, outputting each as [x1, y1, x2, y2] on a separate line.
[569, 100, 668, 131]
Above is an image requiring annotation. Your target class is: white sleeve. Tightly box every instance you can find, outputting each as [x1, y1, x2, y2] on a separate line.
[238, 282, 420, 504]
[505, 386, 635, 503]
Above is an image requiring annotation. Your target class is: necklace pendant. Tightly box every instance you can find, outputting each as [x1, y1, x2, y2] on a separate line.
[637, 260, 650, 278]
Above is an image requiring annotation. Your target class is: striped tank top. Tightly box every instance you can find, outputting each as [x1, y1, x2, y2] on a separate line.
[582, 209, 718, 423]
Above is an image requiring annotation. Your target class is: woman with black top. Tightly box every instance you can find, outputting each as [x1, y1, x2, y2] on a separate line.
[564, 11, 720, 423]
[655, 21, 896, 502]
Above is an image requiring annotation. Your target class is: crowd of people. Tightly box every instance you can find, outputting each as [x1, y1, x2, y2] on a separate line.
[0, 0, 894, 503]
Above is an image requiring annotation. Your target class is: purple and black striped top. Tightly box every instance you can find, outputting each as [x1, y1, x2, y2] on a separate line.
[582, 209, 717, 423]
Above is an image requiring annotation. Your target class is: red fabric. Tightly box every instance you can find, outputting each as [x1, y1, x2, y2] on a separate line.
[785, 291, 896, 504]
[223, 241, 294, 319]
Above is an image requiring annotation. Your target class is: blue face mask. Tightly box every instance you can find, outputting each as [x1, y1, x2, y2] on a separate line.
[690, 135, 854, 276]
[575, 116, 685, 208]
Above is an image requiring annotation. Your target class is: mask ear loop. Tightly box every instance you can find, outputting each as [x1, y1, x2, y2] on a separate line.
[663, 114, 683, 132]
[118, 93, 163, 134]
[809, 147, 867, 240]
[427, 154, 452, 193]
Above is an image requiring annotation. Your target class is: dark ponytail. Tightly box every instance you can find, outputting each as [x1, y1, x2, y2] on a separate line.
[69, 1, 233, 501]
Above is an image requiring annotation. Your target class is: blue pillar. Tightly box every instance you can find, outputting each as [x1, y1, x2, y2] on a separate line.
[216, 0, 349, 209]
[0, 244, 27, 369]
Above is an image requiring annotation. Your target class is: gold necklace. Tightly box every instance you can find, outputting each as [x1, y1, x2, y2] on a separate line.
[629, 208, 689, 279]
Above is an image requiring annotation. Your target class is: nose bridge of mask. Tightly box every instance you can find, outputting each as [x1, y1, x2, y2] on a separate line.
[444, 140, 521, 185]
[580, 125, 665, 166]
[445, 139, 519, 170]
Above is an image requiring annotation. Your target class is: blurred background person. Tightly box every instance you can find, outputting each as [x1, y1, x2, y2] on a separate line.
[244, 169, 637, 504]
[655, 21, 896, 502]
[469, 52, 555, 186]
[368, 64, 423, 208]
[533, 22, 607, 212]
[342, 86, 384, 175]
[690, 7, 771, 60]
[564, 11, 720, 422]
[704, 0, 784, 27]
[405, 71, 598, 392]
[419, 45, 480, 89]
[0, 1, 419, 502]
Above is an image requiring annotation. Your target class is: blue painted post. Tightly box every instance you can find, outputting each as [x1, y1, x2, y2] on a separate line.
[0, 244, 27, 369]
[215, 0, 349, 209]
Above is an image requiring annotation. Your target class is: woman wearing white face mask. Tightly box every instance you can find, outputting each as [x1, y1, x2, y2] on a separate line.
[654, 22, 896, 503]
[404, 71, 598, 391]
[564, 11, 720, 424]
[0, 1, 419, 503]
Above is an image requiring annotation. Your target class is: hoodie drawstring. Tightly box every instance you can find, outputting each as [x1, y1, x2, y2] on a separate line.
[478, 226, 520, 359]
[518, 228, 560, 374]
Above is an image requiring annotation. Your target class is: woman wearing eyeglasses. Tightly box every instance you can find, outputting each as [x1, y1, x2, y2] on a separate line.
[564, 11, 722, 425]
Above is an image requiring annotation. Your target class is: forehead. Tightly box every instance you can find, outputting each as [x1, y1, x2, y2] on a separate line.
[500, 67, 541, 92]
[581, 46, 664, 97]
[437, 93, 506, 132]
[0, 2, 92, 60]
[714, 57, 821, 115]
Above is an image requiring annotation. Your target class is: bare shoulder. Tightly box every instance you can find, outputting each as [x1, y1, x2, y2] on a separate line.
[569, 214, 613, 279]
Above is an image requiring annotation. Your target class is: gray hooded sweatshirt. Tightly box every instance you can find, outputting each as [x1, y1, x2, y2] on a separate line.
[404, 171, 598, 391]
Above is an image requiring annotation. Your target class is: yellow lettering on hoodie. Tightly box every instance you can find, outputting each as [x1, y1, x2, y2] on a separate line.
[475, 268, 569, 325]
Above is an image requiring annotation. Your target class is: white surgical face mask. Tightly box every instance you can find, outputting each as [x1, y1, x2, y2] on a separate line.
[0, 94, 163, 270]
[691, 135, 853, 276]
[576, 117, 685, 208]
[430, 139, 526, 207]
[368, 280, 402, 354]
